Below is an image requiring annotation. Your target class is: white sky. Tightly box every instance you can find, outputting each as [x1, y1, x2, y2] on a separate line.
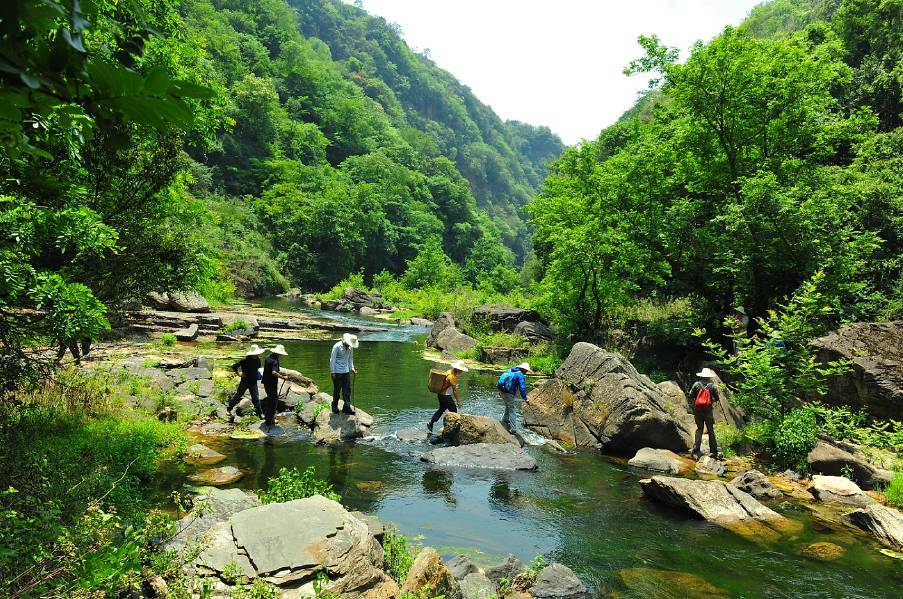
[350, 0, 765, 145]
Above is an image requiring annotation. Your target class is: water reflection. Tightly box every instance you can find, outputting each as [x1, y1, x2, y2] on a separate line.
[422, 469, 456, 507]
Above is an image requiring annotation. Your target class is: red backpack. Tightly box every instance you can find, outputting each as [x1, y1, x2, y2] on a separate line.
[694, 385, 713, 410]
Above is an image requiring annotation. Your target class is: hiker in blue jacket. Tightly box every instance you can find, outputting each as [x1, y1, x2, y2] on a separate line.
[497, 362, 531, 433]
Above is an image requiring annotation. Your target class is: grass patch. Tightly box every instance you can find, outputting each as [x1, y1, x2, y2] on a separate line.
[883, 470, 903, 508]
[258, 466, 341, 504]
[223, 319, 249, 333]
[382, 526, 418, 584]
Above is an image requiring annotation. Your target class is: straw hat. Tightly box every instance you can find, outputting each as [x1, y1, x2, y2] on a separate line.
[696, 367, 717, 379]
[515, 362, 532, 373]
[342, 333, 359, 348]
[450, 360, 469, 372]
[735, 306, 748, 316]
[245, 344, 265, 356]
[270, 344, 287, 356]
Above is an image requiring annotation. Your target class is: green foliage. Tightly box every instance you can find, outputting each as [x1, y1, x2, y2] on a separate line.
[772, 408, 818, 470]
[259, 466, 341, 504]
[810, 404, 903, 451]
[160, 333, 178, 347]
[714, 423, 743, 457]
[223, 320, 250, 333]
[382, 526, 418, 584]
[883, 471, 903, 509]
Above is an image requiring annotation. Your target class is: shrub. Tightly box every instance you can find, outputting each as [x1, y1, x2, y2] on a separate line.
[771, 408, 817, 470]
[159, 333, 177, 347]
[258, 466, 341, 504]
[810, 404, 903, 452]
[714, 423, 742, 456]
[223, 319, 249, 333]
[320, 271, 366, 301]
[382, 526, 418, 583]
[884, 471, 903, 508]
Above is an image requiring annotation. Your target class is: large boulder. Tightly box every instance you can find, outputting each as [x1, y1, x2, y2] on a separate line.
[628, 448, 692, 474]
[441, 412, 521, 446]
[434, 327, 478, 354]
[484, 554, 523, 584]
[532, 563, 587, 599]
[400, 547, 462, 599]
[810, 321, 903, 419]
[343, 287, 385, 309]
[168, 291, 210, 313]
[845, 504, 903, 550]
[639, 476, 797, 540]
[426, 312, 461, 348]
[144, 291, 171, 310]
[809, 475, 875, 507]
[459, 572, 495, 599]
[807, 439, 893, 490]
[513, 320, 555, 343]
[421, 443, 538, 471]
[312, 407, 375, 444]
[524, 343, 693, 453]
[729, 470, 782, 500]
[446, 555, 479, 580]
[472, 305, 543, 332]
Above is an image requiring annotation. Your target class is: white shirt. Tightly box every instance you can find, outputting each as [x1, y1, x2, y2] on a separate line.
[330, 341, 354, 373]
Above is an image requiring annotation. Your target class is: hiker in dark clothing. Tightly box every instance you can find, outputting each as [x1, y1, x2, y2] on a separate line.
[330, 333, 358, 415]
[56, 337, 81, 364]
[262, 344, 289, 427]
[227, 344, 265, 422]
[690, 367, 721, 458]
[427, 360, 468, 434]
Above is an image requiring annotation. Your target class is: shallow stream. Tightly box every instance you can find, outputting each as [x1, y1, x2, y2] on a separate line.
[166, 302, 902, 597]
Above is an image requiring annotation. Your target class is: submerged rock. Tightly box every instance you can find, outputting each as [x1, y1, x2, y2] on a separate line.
[801, 541, 846, 561]
[628, 447, 692, 474]
[188, 466, 243, 486]
[845, 504, 903, 550]
[809, 475, 875, 507]
[532, 563, 587, 599]
[639, 476, 798, 541]
[442, 412, 521, 446]
[524, 343, 693, 453]
[618, 567, 729, 599]
[729, 470, 782, 500]
[400, 547, 462, 599]
[186, 443, 226, 465]
[421, 443, 537, 471]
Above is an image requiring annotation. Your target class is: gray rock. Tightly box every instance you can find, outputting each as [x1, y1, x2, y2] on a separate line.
[194, 521, 256, 579]
[513, 319, 555, 343]
[396, 428, 430, 444]
[145, 291, 170, 310]
[421, 443, 538, 471]
[532, 563, 587, 599]
[168, 488, 260, 550]
[186, 443, 226, 465]
[695, 456, 726, 477]
[426, 312, 460, 348]
[729, 470, 782, 500]
[809, 475, 875, 507]
[524, 343, 693, 453]
[485, 553, 523, 584]
[358, 306, 377, 316]
[845, 504, 903, 550]
[639, 476, 795, 539]
[400, 547, 462, 599]
[410, 317, 434, 327]
[434, 327, 478, 354]
[349, 511, 385, 543]
[811, 321, 903, 419]
[472, 305, 543, 333]
[459, 572, 495, 599]
[343, 287, 384, 309]
[312, 407, 375, 444]
[188, 466, 243, 486]
[628, 448, 690, 474]
[446, 554, 479, 580]
[174, 323, 199, 341]
[479, 346, 528, 365]
[807, 439, 893, 490]
[168, 291, 210, 313]
[441, 412, 521, 446]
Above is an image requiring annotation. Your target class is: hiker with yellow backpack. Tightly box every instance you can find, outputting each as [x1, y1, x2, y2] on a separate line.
[689, 367, 722, 459]
[426, 360, 469, 434]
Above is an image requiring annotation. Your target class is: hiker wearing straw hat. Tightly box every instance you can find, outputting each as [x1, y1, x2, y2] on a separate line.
[427, 360, 469, 434]
[689, 367, 721, 458]
[731, 306, 750, 354]
[497, 362, 532, 433]
[330, 333, 358, 415]
[262, 345, 290, 427]
[227, 344, 265, 423]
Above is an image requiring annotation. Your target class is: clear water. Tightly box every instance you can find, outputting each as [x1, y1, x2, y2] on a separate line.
[166, 304, 903, 597]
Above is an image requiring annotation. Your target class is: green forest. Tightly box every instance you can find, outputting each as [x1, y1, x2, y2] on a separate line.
[1, 0, 902, 596]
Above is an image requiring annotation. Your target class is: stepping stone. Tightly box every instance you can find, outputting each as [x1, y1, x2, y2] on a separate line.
[188, 466, 243, 486]
[186, 443, 226, 465]
[421, 443, 537, 471]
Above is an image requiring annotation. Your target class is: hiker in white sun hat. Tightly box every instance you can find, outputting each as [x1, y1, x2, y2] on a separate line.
[689, 366, 722, 459]
[427, 360, 469, 434]
[330, 334, 359, 415]
[226, 344, 265, 423]
[262, 345, 290, 428]
[496, 362, 532, 434]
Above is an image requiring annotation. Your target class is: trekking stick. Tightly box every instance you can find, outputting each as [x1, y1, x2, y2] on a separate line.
[278, 378, 288, 399]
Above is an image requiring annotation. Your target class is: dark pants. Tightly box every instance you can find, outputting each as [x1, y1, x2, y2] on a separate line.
[693, 407, 718, 455]
[228, 378, 262, 418]
[430, 394, 457, 425]
[332, 372, 352, 412]
[56, 339, 80, 363]
[263, 382, 278, 425]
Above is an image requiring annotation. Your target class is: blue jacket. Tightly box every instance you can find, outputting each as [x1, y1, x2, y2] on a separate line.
[499, 367, 528, 400]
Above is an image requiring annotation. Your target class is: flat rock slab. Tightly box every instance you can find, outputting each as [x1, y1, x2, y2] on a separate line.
[174, 323, 199, 341]
[188, 466, 243, 486]
[168, 488, 260, 550]
[186, 443, 226, 465]
[809, 475, 875, 507]
[396, 428, 430, 444]
[640, 476, 798, 541]
[421, 443, 537, 471]
[628, 448, 692, 474]
[845, 504, 903, 550]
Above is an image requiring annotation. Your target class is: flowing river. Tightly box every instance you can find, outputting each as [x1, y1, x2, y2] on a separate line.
[165, 303, 902, 598]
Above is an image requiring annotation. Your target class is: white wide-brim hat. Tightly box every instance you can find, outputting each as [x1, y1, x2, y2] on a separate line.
[735, 306, 747, 316]
[270, 344, 287, 356]
[696, 367, 717, 378]
[450, 360, 469, 372]
[342, 333, 359, 348]
[246, 344, 265, 356]
[516, 362, 532, 373]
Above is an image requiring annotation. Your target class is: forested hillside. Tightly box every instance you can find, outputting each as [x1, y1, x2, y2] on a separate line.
[529, 0, 902, 344]
[181, 0, 561, 295]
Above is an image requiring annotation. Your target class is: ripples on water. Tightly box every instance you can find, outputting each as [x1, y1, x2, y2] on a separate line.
[170, 304, 903, 597]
